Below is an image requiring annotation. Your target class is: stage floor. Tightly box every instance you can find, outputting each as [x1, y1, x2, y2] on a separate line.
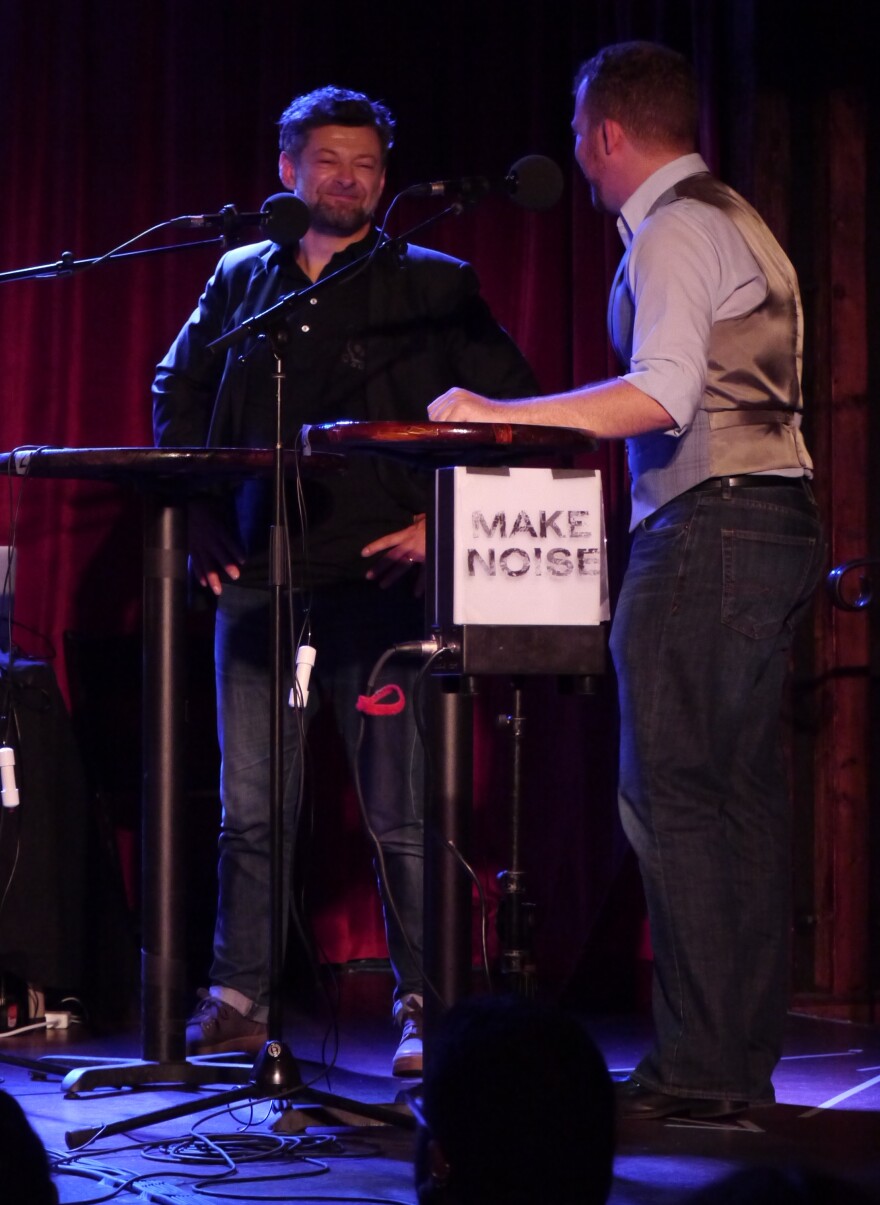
[2, 969, 879, 1204]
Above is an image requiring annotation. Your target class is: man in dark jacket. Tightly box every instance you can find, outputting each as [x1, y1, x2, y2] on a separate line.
[153, 85, 536, 1075]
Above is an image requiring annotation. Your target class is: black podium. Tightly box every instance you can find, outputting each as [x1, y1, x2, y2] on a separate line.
[300, 422, 604, 1029]
[0, 447, 308, 1091]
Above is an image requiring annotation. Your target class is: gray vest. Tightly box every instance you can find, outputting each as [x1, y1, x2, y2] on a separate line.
[609, 173, 813, 526]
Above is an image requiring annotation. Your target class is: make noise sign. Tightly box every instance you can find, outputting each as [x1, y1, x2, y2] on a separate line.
[441, 466, 610, 627]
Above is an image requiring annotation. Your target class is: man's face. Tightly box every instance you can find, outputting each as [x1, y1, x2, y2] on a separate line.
[572, 81, 612, 213]
[279, 124, 386, 238]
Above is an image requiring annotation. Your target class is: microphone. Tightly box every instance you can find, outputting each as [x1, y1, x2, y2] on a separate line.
[259, 193, 311, 246]
[408, 155, 563, 211]
[171, 193, 310, 245]
[289, 644, 317, 709]
[0, 745, 19, 809]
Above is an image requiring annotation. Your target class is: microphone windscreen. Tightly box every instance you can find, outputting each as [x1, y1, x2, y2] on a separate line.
[507, 155, 564, 210]
[261, 193, 310, 246]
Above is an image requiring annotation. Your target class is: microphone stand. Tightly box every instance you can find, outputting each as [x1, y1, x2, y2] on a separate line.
[0, 194, 305, 285]
[267, 332, 288, 1052]
[0, 237, 225, 284]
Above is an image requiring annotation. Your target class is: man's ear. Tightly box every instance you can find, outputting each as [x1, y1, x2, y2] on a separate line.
[279, 151, 296, 190]
[602, 118, 625, 155]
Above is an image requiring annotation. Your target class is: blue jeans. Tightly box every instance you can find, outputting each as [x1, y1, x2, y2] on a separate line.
[609, 481, 823, 1101]
[211, 580, 425, 1018]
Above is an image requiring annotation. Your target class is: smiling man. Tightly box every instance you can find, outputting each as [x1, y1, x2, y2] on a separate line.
[278, 110, 387, 264]
[153, 86, 536, 1076]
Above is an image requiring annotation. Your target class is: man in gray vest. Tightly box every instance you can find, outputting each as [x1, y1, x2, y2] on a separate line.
[429, 41, 824, 1119]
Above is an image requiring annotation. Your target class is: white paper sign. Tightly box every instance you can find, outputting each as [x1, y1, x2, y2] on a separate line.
[448, 467, 609, 626]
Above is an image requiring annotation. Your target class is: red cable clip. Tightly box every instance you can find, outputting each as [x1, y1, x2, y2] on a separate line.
[356, 683, 406, 715]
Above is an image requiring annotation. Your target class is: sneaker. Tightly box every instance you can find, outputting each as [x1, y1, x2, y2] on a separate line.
[185, 988, 268, 1056]
[392, 993, 423, 1077]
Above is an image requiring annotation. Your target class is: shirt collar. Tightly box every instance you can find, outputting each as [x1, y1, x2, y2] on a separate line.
[616, 153, 709, 246]
[267, 226, 381, 277]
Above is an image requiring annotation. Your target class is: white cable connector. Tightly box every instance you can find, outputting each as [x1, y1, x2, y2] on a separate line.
[289, 644, 317, 709]
[0, 746, 19, 809]
[45, 1010, 71, 1030]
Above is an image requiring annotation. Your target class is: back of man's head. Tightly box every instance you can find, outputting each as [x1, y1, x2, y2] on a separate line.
[575, 41, 698, 154]
[417, 994, 615, 1205]
[278, 85, 395, 163]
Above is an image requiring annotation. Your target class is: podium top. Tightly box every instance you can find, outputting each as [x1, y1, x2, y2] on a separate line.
[0, 446, 295, 482]
[301, 420, 597, 464]
[0, 423, 597, 482]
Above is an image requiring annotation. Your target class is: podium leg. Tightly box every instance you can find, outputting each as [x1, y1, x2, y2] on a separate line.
[424, 675, 474, 1058]
[141, 492, 189, 1063]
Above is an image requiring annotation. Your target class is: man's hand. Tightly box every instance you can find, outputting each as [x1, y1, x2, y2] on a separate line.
[428, 388, 505, 424]
[361, 513, 426, 597]
[188, 498, 244, 595]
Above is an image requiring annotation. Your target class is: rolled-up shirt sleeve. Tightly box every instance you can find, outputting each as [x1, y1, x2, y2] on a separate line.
[620, 200, 767, 435]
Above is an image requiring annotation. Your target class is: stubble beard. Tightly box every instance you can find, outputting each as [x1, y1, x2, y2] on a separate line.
[308, 196, 374, 236]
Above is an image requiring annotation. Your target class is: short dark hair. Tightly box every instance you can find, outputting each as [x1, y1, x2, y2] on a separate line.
[278, 85, 395, 163]
[574, 41, 698, 152]
[417, 995, 615, 1205]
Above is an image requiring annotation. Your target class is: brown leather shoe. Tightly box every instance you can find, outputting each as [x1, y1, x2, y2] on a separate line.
[615, 1078, 748, 1120]
[186, 989, 267, 1056]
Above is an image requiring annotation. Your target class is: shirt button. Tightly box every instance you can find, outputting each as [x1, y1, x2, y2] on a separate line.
[301, 324, 310, 332]
[309, 297, 318, 306]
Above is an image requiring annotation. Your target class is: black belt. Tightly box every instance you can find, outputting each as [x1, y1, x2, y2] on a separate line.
[688, 474, 806, 493]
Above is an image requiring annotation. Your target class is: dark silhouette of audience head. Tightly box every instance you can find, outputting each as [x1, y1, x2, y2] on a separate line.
[0, 1089, 58, 1205]
[413, 993, 615, 1205]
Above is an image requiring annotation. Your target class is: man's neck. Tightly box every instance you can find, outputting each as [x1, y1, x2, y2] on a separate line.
[615, 143, 695, 214]
[295, 225, 371, 282]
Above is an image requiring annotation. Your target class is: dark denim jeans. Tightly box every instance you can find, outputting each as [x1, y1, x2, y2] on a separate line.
[609, 481, 824, 1101]
[211, 580, 425, 1018]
